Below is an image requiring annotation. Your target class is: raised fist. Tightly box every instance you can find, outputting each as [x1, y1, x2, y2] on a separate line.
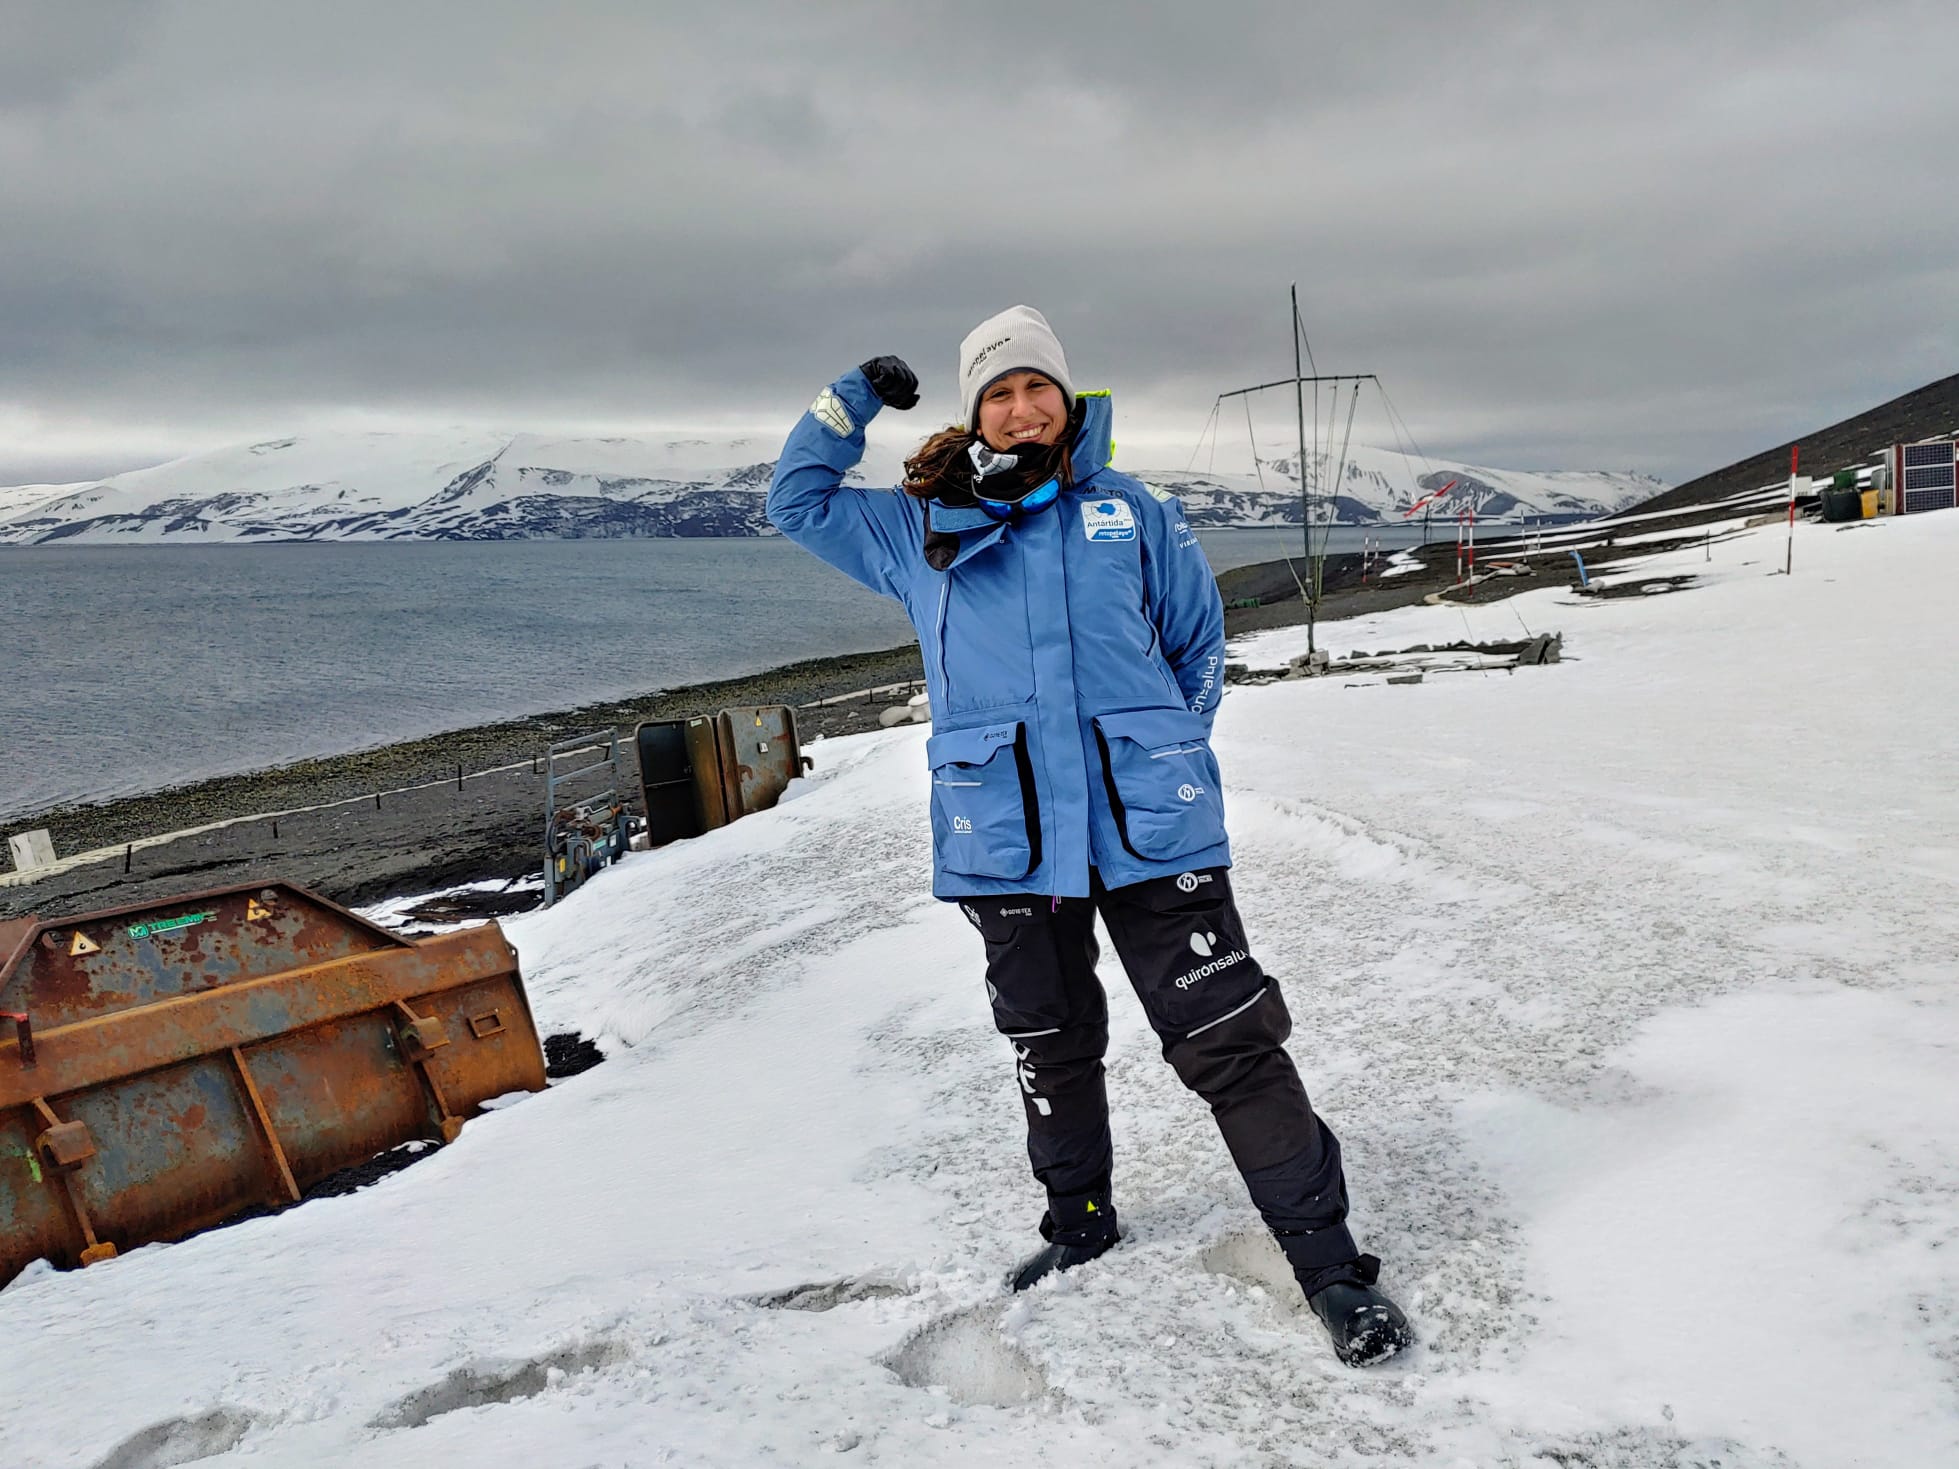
[859, 356, 920, 410]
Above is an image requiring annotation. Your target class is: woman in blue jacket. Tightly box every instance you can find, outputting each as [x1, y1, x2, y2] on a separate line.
[768, 306, 1411, 1366]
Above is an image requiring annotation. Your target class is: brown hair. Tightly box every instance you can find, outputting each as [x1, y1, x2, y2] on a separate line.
[902, 425, 976, 502]
[903, 399, 1085, 503]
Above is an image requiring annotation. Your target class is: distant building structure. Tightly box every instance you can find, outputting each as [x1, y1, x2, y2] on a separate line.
[1885, 436, 1959, 515]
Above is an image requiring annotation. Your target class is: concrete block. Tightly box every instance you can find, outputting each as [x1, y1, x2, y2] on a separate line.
[7, 829, 55, 873]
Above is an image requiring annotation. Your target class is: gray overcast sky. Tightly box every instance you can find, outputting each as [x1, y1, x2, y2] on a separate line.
[3, 0, 1955, 486]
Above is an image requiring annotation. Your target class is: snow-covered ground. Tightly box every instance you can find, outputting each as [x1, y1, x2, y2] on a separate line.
[4, 513, 1956, 1467]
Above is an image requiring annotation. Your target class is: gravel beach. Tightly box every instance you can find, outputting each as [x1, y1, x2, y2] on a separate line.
[1, 644, 929, 922]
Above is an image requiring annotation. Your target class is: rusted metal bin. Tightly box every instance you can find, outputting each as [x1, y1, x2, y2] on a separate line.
[634, 715, 732, 845]
[1, 882, 547, 1285]
[633, 705, 810, 852]
[715, 705, 809, 819]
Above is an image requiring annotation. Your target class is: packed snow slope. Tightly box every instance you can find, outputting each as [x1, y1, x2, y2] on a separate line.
[1628, 368, 1959, 517]
[0, 427, 1658, 543]
[4, 514, 1956, 1467]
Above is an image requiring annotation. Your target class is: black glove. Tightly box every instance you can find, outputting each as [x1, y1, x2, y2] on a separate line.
[860, 356, 919, 410]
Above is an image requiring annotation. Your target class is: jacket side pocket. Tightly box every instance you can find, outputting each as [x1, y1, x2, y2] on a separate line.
[1093, 708, 1227, 861]
[928, 722, 1042, 880]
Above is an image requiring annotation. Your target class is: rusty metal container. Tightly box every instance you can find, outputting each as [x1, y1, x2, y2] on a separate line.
[633, 705, 810, 851]
[634, 715, 731, 846]
[714, 705, 809, 819]
[1, 882, 547, 1285]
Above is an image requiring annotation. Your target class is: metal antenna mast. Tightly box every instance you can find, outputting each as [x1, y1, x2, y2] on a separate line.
[1217, 287, 1377, 658]
[1293, 284, 1309, 649]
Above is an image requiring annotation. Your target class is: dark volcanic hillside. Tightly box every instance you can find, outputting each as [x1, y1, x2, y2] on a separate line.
[1630, 372, 1959, 515]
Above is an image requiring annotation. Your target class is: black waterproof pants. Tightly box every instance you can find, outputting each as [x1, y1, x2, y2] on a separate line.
[960, 867, 1362, 1284]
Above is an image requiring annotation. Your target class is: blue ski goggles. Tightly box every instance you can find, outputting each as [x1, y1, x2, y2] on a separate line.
[968, 440, 1062, 521]
[978, 474, 1061, 522]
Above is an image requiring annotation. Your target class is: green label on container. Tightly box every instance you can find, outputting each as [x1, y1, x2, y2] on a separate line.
[128, 910, 216, 941]
[4, 1142, 41, 1186]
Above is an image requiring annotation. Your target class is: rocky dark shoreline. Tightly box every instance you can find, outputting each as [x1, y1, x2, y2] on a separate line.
[4, 528, 1653, 926]
[1, 644, 929, 923]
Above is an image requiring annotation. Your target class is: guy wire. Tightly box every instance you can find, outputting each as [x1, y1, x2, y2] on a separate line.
[1242, 395, 1268, 492]
[1184, 397, 1223, 474]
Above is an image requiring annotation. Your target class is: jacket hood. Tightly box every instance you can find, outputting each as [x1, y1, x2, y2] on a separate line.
[1068, 390, 1114, 483]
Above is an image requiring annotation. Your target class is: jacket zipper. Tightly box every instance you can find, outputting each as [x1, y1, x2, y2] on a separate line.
[936, 577, 953, 707]
[1140, 599, 1183, 702]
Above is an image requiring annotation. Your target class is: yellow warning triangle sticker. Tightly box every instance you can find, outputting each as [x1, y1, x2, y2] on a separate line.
[1084, 1200, 1098, 1213]
[245, 899, 273, 921]
[69, 932, 100, 957]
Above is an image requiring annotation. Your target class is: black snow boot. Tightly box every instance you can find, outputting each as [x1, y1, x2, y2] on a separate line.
[1300, 1255, 1413, 1366]
[1009, 1192, 1119, 1292]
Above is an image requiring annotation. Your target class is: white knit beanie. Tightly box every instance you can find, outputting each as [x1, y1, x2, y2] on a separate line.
[958, 305, 1073, 430]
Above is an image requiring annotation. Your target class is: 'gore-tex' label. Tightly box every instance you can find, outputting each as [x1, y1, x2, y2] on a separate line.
[1081, 499, 1136, 541]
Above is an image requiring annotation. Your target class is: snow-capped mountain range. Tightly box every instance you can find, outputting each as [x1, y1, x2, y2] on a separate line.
[0, 430, 1662, 544]
[1147, 443, 1662, 528]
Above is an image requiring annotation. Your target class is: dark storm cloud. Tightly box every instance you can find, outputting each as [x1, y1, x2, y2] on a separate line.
[1, 0, 1955, 484]
[0, 2, 160, 107]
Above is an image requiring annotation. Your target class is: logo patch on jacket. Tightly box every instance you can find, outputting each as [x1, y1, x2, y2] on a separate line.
[811, 388, 854, 438]
[1081, 498, 1136, 542]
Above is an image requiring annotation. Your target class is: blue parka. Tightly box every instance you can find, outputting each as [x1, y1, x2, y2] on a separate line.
[768, 367, 1230, 900]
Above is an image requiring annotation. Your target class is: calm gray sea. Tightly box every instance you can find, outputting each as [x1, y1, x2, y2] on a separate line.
[0, 527, 1438, 817]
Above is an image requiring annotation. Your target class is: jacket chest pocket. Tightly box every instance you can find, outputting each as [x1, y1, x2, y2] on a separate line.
[933, 560, 1038, 716]
[927, 722, 1043, 880]
[1093, 709, 1227, 861]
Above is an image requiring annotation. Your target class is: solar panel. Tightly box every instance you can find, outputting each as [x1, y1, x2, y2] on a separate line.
[1904, 463, 1957, 491]
[1905, 488, 1955, 513]
[1902, 441, 1956, 469]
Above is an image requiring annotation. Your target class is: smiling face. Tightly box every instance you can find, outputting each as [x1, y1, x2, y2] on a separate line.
[975, 371, 1070, 452]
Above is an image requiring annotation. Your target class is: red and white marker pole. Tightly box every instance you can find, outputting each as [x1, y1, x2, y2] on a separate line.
[1785, 444, 1799, 576]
